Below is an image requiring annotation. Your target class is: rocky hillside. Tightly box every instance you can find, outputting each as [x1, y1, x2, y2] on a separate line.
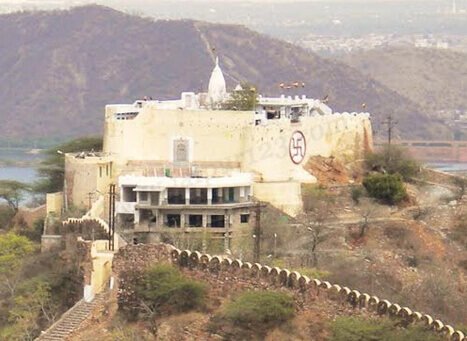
[0, 5, 450, 146]
[339, 47, 467, 114]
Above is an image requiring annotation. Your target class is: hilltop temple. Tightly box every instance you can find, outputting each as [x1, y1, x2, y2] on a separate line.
[62, 57, 372, 241]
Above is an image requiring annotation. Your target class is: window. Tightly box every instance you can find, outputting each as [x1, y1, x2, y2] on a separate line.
[228, 188, 235, 202]
[212, 188, 221, 204]
[140, 209, 152, 221]
[240, 214, 250, 223]
[173, 139, 189, 162]
[139, 192, 148, 202]
[122, 186, 136, 202]
[167, 214, 181, 228]
[190, 188, 207, 204]
[210, 215, 225, 228]
[168, 188, 185, 204]
[99, 166, 102, 178]
[188, 215, 203, 227]
[150, 192, 160, 205]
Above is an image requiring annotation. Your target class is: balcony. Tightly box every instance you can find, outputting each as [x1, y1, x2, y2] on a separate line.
[116, 202, 136, 214]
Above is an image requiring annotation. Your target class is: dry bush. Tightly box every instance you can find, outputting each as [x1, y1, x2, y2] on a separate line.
[324, 254, 403, 299]
[450, 213, 467, 250]
[384, 225, 409, 247]
[399, 269, 467, 325]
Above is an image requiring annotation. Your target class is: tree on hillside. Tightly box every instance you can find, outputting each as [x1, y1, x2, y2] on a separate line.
[365, 144, 419, 180]
[363, 173, 407, 205]
[0, 233, 35, 296]
[222, 82, 258, 111]
[35, 136, 103, 193]
[356, 200, 379, 238]
[0, 180, 30, 213]
[300, 185, 334, 266]
[3, 277, 57, 340]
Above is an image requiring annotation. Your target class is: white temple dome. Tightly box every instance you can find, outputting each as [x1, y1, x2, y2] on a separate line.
[208, 57, 227, 106]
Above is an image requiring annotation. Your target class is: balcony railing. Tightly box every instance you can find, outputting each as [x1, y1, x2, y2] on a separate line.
[116, 202, 136, 214]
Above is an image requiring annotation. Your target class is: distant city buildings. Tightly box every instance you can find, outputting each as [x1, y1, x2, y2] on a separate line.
[295, 34, 467, 55]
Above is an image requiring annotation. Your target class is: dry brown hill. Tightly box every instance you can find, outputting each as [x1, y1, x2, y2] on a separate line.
[0, 5, 450, 146]
[340, 47, 467, 114]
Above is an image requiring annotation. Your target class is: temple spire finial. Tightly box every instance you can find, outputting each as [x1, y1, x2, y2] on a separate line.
[208, 56, 227, 107]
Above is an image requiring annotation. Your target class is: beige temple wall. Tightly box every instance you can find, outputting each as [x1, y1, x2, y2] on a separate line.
[253, 181, 303, 216]
[65, 155, 113, 208]
[66, 106, 373, 213]
[103, 106, 372, 183]
[104, 105, 253, 165]
[245, 113, 372, 182]
[46, 192, 63, 214]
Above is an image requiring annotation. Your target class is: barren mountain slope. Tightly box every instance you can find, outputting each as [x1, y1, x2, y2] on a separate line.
[0, 6, 450, 146]
[340, 47, 467, 113]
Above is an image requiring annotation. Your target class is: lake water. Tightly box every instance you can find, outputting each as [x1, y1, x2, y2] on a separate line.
[0, 148, 44, 164]
[426, 162, 467, 175]
[0, 167, 39, 183]
[0, 149, 43, 183]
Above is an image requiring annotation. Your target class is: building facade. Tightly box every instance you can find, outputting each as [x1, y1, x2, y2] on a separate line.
[65, 57, 373, 223]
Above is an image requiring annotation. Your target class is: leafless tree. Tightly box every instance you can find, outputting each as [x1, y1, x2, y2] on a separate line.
[299, 186, 335, 266]
[356, 200, 380, 238]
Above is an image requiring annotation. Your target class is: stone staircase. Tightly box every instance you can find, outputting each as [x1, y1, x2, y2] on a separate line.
[36, 292, 107, 341]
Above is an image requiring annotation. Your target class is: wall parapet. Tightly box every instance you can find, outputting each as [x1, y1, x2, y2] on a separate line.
[113, 244, 465, 341]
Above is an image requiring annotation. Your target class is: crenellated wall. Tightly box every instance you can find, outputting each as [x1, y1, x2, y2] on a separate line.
[113, 244, 465, 341]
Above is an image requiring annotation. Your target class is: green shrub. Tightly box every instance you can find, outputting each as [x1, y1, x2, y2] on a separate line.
[224, 291, 294, 328]
[365, 144, 420, 180]
[351, 186, 365, 204]
[331, 317, 443, 341]
[135, 264, 206, 316]
[363, 173, 407, 204]
[0, 204, 16, 229]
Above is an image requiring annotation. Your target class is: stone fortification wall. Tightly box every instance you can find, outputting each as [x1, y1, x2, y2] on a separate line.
[113, 244, 465, 341]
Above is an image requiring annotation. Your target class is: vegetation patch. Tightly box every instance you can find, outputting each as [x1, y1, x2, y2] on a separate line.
[133, 264, 207, 318]
[363, 173, 407, 204]
[365, 145, 420, 180]
[351, 185, 365, 204]
[331, 316, 443, 341]
[208, 290, 295, 339]
[450, 212, 466, 250]
[0, 233, 83, 339]
[224, 291, 294, 328]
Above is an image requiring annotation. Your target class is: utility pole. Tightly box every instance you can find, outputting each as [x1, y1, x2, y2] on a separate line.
[382, 114, 398, 164]
[108, 184, 116, 251]
[253, 202, 265, 263]
[382, 113, 398, 146]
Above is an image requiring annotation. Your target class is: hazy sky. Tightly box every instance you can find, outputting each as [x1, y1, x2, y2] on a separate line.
[0, 0, 446, 3]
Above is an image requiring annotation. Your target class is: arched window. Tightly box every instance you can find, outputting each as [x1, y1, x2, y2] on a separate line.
[173, 139, 189, 162]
